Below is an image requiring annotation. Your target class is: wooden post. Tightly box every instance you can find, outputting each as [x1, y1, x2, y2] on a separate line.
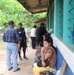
[61, 60, 67, 75]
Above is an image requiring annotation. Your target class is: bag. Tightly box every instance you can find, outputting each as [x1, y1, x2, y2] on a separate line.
[37, 48, 54, 67]
[37, 59, 49, 67]
[40, 71, 55, 75]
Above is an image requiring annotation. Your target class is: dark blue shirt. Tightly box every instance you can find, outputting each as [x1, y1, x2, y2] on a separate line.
[3, 27, 20, 43]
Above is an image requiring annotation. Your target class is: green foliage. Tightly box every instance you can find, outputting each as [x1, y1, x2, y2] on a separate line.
[0, 0, 46, 29]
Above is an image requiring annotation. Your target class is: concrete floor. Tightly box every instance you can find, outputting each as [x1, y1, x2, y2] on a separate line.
[0, 47, 36, 75]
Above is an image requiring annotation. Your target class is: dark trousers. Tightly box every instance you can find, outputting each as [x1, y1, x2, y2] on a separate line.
[31, 37, 36, 49]
[36, 37, 43, 46]
[18, 44, 26, 58]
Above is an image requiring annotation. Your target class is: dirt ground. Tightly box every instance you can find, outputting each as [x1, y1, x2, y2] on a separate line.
[0, 47, 36, 75]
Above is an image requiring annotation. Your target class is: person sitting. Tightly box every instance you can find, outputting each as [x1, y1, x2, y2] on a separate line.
[34, 45, 42, 63]
[34, 32, 54, 63]
[33, 38, 56, 75]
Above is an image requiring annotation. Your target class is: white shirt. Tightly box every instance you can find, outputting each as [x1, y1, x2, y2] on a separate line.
[31, 28, 36, 37]
[25, 27, 29, 38]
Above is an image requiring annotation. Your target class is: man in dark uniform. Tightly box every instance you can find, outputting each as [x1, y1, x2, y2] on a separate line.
[36, 23, 47, 47]
[17, 23, 28, 60]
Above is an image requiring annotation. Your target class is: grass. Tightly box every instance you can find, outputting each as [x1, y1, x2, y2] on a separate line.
[0, 37, 6, 50]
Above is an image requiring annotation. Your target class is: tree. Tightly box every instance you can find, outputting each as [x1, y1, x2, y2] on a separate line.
[0, 0, 46, 29]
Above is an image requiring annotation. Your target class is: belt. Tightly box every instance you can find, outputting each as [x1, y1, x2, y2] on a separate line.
[7, 42, 16, 44]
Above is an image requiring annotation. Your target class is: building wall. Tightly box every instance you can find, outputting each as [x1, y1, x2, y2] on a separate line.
[51, 34, 74, 75]
[47, 0, 74, 74]
[56, 47, 73, 75]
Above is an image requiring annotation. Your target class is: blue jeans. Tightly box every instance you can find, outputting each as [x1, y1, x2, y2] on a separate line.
[34, 55, 41, 63]
[6, 43, 18, 71]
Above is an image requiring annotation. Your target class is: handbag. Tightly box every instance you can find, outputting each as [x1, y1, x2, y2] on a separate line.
[37, 48, 54, 67]
[37, 59, 49, 67]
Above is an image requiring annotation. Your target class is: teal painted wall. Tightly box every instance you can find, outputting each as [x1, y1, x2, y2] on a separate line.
[47, 0, 74, 44]
[55, 0, 63, 39]
[50, 6, 54, 33]
[63, 0, 74, 44]
[46, 5, 50, 31]
[46, 0, 74, 74]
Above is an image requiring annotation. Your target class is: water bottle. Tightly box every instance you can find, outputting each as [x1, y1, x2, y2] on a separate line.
[56, 68, 61, 75]
[50, 69, 57, 74]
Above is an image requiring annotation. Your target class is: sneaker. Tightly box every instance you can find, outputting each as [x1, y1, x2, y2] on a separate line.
[13, 68, 20, 72]
[8, 67, 13, 71]
[23, 56, 28, 60]
[19, 57, 23, 60]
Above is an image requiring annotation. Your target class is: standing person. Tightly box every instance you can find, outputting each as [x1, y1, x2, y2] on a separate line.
[36, 23, 47, 47]
[3, 20, 20, 72]
[25, 26, 29, 39]
[31, 25, 37, 49]
[17, 23, 28, 60]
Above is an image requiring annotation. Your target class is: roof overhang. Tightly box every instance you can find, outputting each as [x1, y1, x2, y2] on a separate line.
[17, 0, 49, 14]
[33, 17, 46, 23]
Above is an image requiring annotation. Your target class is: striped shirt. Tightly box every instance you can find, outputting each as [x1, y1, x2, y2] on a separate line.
[3, 27, 20, 43]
